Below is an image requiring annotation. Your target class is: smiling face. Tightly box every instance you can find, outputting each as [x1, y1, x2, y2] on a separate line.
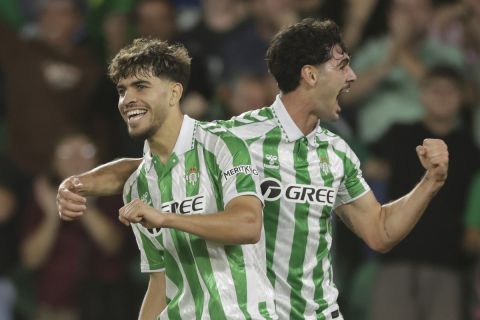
[310, 45, 356, 120]
[117, 73, 176, 140]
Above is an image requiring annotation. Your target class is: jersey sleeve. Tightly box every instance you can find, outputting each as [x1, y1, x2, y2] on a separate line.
[131, 225, 165, 273]
[334, 141, 370, 208]
[214, 130, 263, 208]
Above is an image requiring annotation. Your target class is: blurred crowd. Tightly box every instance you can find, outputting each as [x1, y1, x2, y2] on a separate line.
[0, 0, 479, 319]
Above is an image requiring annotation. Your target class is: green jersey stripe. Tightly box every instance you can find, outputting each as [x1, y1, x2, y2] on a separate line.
[314, 143, 336, 319]
[185, 148, 201, 197]
[225, 245, 253, 319]
[200, 144, 224, 211]
[287, 139, 311, 318]
[333, 147, 367, 199]
[261, 127, 283, 288]
[221, 134, 256, 195]
[258, 301, 273, 320]
[126, 182, 163, 271]
[163, 249, 184, 320]
[187, 232, 228, 320]
[163, 165, 206, 320]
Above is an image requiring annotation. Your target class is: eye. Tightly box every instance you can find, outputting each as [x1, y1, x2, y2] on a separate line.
[117, 88, 125, 96]
[136, 84, 146, 90]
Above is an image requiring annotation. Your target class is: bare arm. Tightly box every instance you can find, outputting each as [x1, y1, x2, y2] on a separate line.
[335, 139, 448, 253]
[119, 195, 263, 245]
[139, 272, 166, 320]
[73, 158, 142, 196]
[57, 158, 142, 220]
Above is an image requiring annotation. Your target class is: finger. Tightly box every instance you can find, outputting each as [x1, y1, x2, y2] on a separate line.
[59, 188, 87, 204]
[416, 145, 426, 156]
[58, 198, 87, 212]
[59, 209, 85, 219]
[59, 214, 74, 221]
[118, 214, 130, 226]
[429, 155, 449, 166]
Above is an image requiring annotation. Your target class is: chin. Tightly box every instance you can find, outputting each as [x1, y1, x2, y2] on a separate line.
[128, 125, 158, 141]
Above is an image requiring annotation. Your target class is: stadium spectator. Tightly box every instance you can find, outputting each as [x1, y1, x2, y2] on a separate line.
[366, 65, 480, 320]
[20, 132, 131, 320]
[343, 0, 465, 143]
[0, 0, 102, 176]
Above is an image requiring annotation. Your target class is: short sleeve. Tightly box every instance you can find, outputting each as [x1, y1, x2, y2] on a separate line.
[334, 142, 370, 208]
[131, 224, 165, 273]
[214, 131, 263, 208]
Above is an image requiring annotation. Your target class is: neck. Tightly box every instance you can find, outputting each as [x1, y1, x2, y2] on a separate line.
[148, 108, 184, 163]
[423, 114, 457, 137]
[280, 92, 319, 136]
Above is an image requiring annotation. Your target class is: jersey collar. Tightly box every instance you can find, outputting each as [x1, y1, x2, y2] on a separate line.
[143, 115, 197, 172]
[271, 94, 321, 148]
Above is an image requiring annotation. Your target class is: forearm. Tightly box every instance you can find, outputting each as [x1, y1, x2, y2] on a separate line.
[161, 209, 262, 244]
[139, 273, 166, 320]
[77, 158, 142, 196]
[21, 218, 60, 269]
[380, 175, 444, 250]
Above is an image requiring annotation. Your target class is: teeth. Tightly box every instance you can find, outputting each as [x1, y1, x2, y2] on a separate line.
[127, 110, 147, 118]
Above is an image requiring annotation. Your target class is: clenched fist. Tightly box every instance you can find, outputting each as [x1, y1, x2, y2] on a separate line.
[119, 198, 165, 228]
[57, 176, 87, 221]
[416, 139, 449, 184]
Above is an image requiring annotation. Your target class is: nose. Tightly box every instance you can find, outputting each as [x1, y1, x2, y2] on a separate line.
[347, 66, 357, 82]
[119, 89, 138, 109]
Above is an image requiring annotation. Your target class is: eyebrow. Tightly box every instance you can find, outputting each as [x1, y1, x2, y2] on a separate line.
[338, 56, 350, 68]
[117, 80, 151, 89]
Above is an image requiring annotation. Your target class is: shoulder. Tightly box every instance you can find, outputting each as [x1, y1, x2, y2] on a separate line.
[317, 126, 349, 151]
[123, 160, 146, 195]
[218, 107, 278, 140]
[196, 121, 249, 152]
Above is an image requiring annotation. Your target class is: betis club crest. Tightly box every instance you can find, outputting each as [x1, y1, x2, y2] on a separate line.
[186, 167, 200, 185]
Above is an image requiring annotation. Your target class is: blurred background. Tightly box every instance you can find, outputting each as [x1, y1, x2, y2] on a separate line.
[0, 0, 479, 319]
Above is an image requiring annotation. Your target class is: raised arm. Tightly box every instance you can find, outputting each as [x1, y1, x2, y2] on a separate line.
[57, 158, 141, 220]
[335, 138, 448, 253]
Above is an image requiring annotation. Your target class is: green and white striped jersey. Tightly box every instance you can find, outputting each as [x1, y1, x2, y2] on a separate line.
[123, 115, 277, 320]
[220, 96, 370, 320]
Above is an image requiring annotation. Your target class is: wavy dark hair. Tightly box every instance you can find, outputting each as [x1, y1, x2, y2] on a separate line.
[266, 18, 347, 93]
[108, 38, 191, 89]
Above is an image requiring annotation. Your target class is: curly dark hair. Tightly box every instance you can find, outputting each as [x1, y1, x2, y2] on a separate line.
[108, 38, 191, 89]
[266, 18, 347, 93]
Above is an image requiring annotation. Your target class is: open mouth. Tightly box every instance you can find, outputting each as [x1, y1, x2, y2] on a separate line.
[337, 85, 351, 100]
[126, 109, 147, 122]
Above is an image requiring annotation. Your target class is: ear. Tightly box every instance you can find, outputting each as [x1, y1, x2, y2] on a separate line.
[300, 65, 317, 87]
[169, 82, 184, 107]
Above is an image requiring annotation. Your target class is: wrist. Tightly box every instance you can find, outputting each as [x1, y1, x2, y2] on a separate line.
[160, 212, 175, 228]
[420, 172, 445, 195]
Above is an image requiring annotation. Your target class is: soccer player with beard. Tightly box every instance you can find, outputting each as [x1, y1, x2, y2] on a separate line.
[58, 19, 449, 319]
[62, 38, 277, 320]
